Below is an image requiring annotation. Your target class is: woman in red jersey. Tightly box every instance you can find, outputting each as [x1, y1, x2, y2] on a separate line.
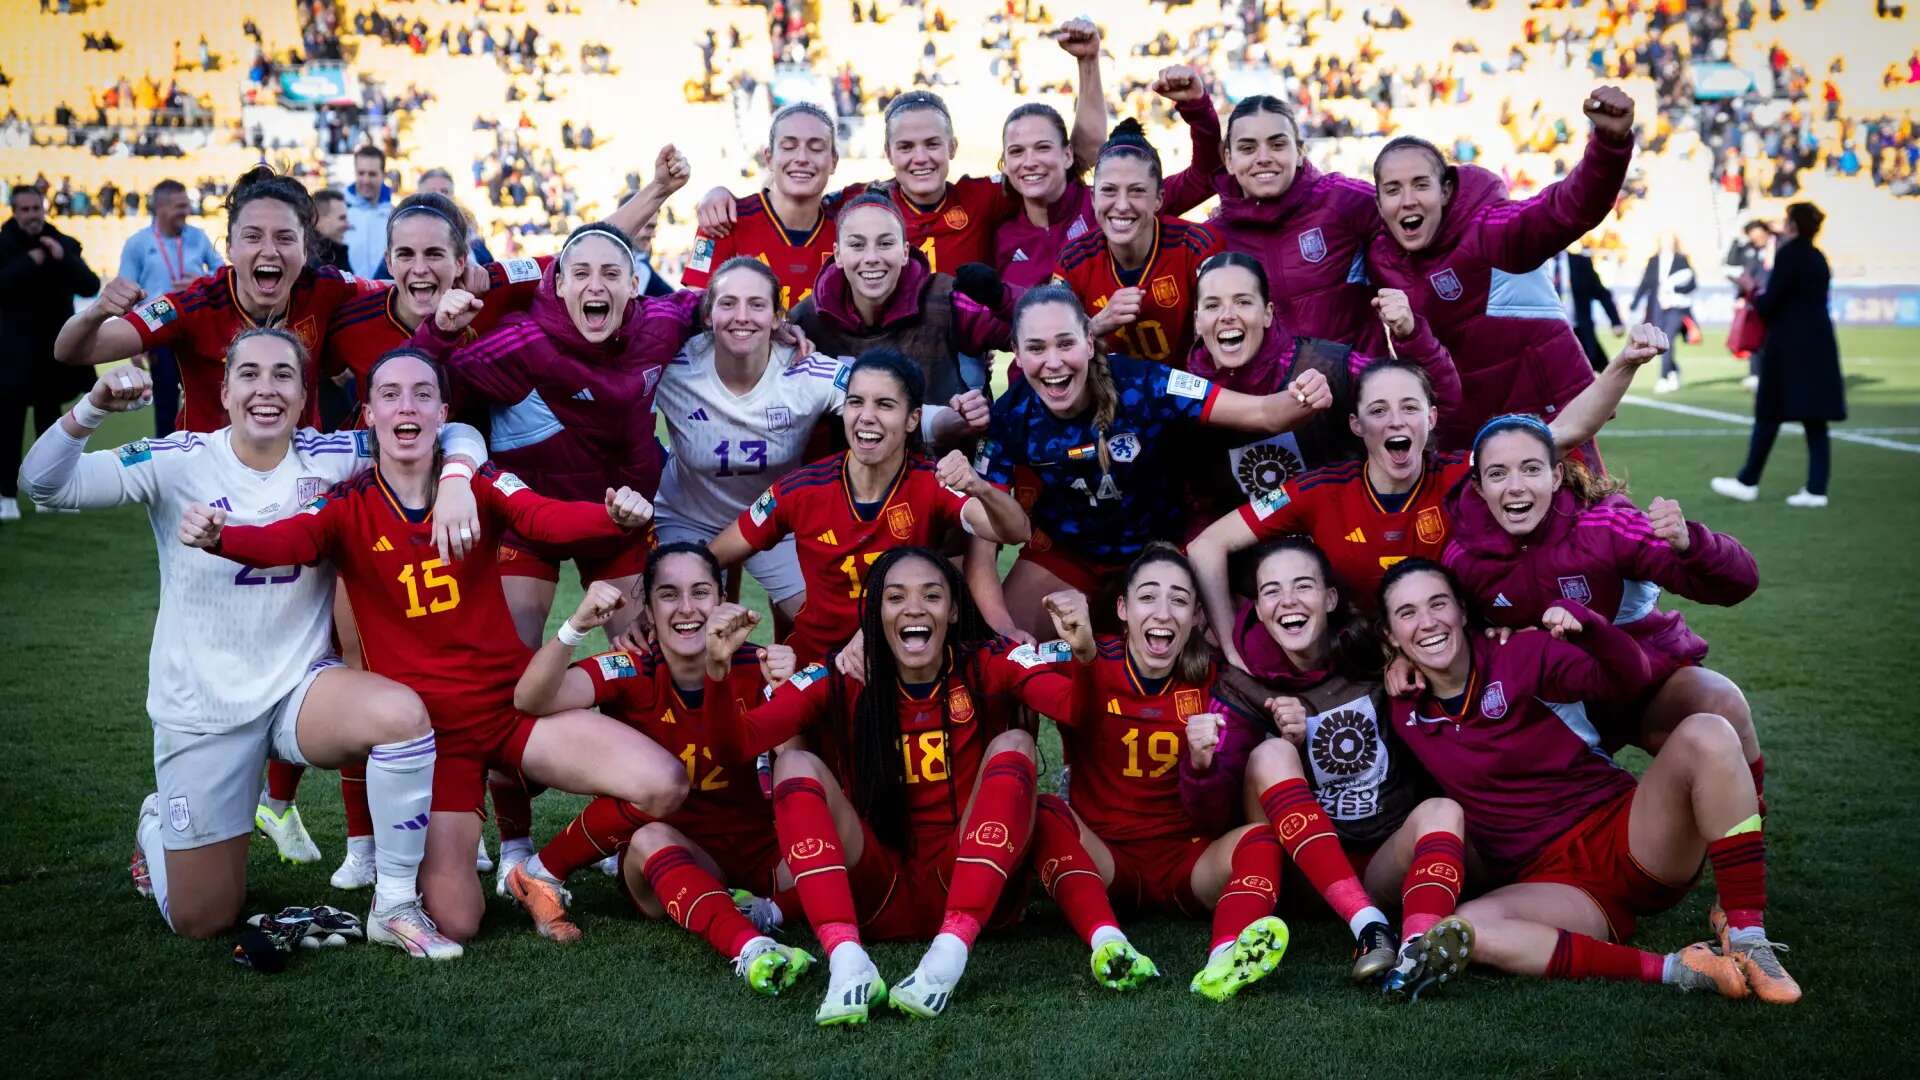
[1380, 560, 1799, 1005]
[702, 546, 1081, 1024]
[1187, 324, 1668, 669]
[680, 106, 842, 309]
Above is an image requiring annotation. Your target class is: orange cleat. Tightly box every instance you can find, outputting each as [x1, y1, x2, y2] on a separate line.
[506, 864, 581, 944]
[1729, 937, 1802, 1005]
[1671, 942, 1750, 999]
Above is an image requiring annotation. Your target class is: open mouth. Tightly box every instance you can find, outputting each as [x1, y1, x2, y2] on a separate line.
[1104, 212, 1140, 234]
[392, 421, 423, 445]
[1500, 499, 1535, 524]
[1037, 372, 1073, 398]
[581, 299, 612, 332]
[1384, 435, 1414, 468]
[1397, 214, 1426, 238]
[784, 166, 818, 183]
[906, 164, 939, 180]
[723, 323, 762, 343]
[1415, 630, 1450, 656]
[1016, 168, 1050, 186]
[852, 429, 885, 450]
[1143, 627, 1177, 657]
[1277, 613, 1309, 633]
[406, 280, 437, 305]
[247, 402, 285, 424]
[855, 267, 890, 288]
[252, 265, 284, 294]
[897, 623, 934, 652]
[1215, 328, 1246, 353]
[669, 619, 704, 640]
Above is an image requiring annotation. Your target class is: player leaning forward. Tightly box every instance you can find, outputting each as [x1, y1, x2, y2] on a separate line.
[18, 331, 485, 955]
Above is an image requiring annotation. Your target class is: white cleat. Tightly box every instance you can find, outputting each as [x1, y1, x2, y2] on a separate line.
[1653, 372, 1681, 394]
[132, 793, 158, 899]
[1710, 477, 1758, 503]
[369, 899, 463, 960]
[475, 836, 495, 874]
[330, 848, 377, 890]
[816, 957, 887, 1027]
[255, 803, 322, 863]
[595, 854, 618, 877]
[1785, 489, 1828, 508]
[495, 847, 529, 898]
[0, 496, 20, 522]
[890, 963, 960, 1019]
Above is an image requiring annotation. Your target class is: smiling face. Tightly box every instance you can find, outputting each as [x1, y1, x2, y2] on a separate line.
[770, 111, 836, 201]
[1118, 558, 1200, 679]
[314, 197, 348, 243]
[386, 214, 465, 327]
[886, 108, 955, 204]
[706, 264, 778, 360]
[9, 189, 45, 235]
[557, 233, 636, 343]
[1013, 299, 1096, 415]
[841, 367, 918, 468]
[153, 188, 191, 236]
[1002, 112, 1072, 203]
[219, 336, 306, 443]
[834, 204, 907, 309]
[226, 198, 308, 314]
[1092, 153, 1161, 251]
[1225, 110, 1301, 200]
[1254, 546, 1337, 664]
[879, 554, 954, 679]
[354, 153, 384, 201]
[1383, 569, 1468, 680]
[1195, 264, 1272, 369]
[1349, 367, 1435, 488]
[1473, 428, 1561, 536]
[649, 552, 721, 661]
[1375, 147, 1452, 253]
[364, 354, 447, 465]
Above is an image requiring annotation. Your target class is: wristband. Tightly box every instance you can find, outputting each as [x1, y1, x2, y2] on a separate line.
[71, 397, 111, 429]
[556, 621, 589, 648]
[439, 462, 475, 483]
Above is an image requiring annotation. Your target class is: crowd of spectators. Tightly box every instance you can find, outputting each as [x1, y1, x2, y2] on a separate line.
[2, 173, 235, 219]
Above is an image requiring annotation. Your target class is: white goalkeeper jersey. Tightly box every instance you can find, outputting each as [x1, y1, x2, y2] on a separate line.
[19, 422, 485, 734]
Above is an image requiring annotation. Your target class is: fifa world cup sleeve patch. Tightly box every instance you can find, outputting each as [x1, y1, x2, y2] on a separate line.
[749, 488, 776, 527]
[972, 438, 997, 474]
[594, 652, 639, 681]
[1250, 486, 1291, 520]
[788, 662, 827, 691]
[131, 297, 179, 332]
[833, 362, 852, 391]
[116, 439, 152, 467]
[1164, 369, 1213, 401]
[352, 430, 373, 458]
[1008, 639, 1074, 668]
[299, 495, 328, 516]
[501, 257, 542, 284]
[492, 471, 529, 496]
[686, 235, 716, 274]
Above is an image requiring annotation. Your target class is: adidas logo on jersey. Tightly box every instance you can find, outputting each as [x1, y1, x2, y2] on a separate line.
[210, 496, 233, 511]
[1345, 527, 1367, 543]
[688, 408, 709, 421]
[1011, 249, 1029, 262]
[373, 536, 395, 552]
[573, 388, 595, 401]
[815, 529, 839, 545]
[1493, 593, 1513, 607]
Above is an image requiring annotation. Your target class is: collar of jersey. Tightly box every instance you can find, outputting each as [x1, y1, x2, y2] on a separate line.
[839, 452, 908, 521]
[1362, 457, 1430, 515]
[1423, 655, 1480, 731]
[761, 191, 827, 248]
[1107, 217, 1162, 291]
[371, 466, 430, 523]
[897, 649, 955, 700]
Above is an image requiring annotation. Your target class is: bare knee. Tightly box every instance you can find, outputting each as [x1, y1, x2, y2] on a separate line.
[985, 728, 1036, 761]
[170, 898, 244, 940]
[1407, 796, 1465, 837]
[623, 766, 690, 819]
[772, 748, 830, 785]
[435, 905, 482, 943]
[1247, 737, 1304, 786]
[363, 680, 431, 745]
[1665, 711, 1742, 766]
[630, 821, 681, 860]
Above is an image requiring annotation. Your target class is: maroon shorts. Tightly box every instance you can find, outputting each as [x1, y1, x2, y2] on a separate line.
[496, 528, 654, 585]
[1104, 834, 1210, 917]
[1515, 787, 1696, 941]
[844, 823, 1028, 942]
[432, 709, 538, 815]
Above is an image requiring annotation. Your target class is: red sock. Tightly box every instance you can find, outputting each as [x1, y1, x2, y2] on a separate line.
[1032, 794, 1119, 946]
[339, 762, 373, 838]
[266, 760, 303, 802]
[1210, 828, 1281, 952]
[1707, 830, 1768, 932]
[1399, 832, 1466, 942]
[1259, 780, 1370, 925]
[941, 751, 1036, 948]
[1547, 929, 1664, 983]
[773, 776, 860, 953]
[1748, 755, 1765, 799]
[642, 845, 761, 959]
[536, 797, 653, 879]
[490, 772, 534, 843]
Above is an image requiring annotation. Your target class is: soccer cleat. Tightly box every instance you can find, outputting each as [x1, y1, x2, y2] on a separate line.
[891, 951, 967, 1019]
[1191, 915, 1291, 1002]
[1670, 941, 1749, 998]
[734, 939, 814, 997]
[250, 905, 366, 949]
[131, 793, 158, 899]
[1710, 477, 1758, 503]
[0, 496, 19, 522]
[1728, 937, 1801, 1005]
[1741, 374, 1760, 392]
[505, 864, 582, 944]
[815, 963, 888, 1026]
[1653, 372, 1681, 394]
[330, 848, 377, 890]
[474, 836, 494, 873]
[494, 846, 529, 898]
[732, 889, 785, 935]
[1382, 915, 1474, 1001]
[254, 803, 322, 864]
[369, 899, 463, 960]
[1350, 919, 1398, 984]
[595, 854, 618, 877]
[1785, 490, 1828, 509]
[1090, 939, 1160, 990]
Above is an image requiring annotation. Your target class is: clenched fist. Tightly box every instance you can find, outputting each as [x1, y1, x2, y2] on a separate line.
[178, 502, 228, 549]
[1646, 497, 1690, 553]
[1185, 712, 1225, 770]
[1583, 85, 1636, 144]
[435, 288, 484, 333]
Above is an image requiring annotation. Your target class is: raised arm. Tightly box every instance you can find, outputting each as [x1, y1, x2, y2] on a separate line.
[494, 476, 652, 547]
[1186, 508, 1269, 672]
[702, 604, 833, 763]
[1054, 18, 1107, 170]
[514, 582, 626, 715]
[192, 499, 335, 568]
[938, 450, 1031, 545]
[53, 277, 149, 367]
[1202, 369, 1336, 434]
[1481, 88, 1635, 273]
[1622, 496, 1760, 607]
[1547, 321, 1667, 450]
[1533, 600, 1653, 703]
[1360, 288, 1462, 417]
[412, 290, 537, 404]
[1155, 68, 1225, 217]
[603, 144, 691, 243]
[19, 366, 162, 511]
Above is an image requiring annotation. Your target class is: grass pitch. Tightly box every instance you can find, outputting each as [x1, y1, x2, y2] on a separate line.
[3, 328, 1917, 1078]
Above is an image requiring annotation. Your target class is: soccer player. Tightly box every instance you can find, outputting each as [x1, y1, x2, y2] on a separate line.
[1379, 560, 1799, 1005]
[1184, 253, 1458, 514]
[19, 330, 486, 956]
[1444, 414, 1768, 798]
[181, 348, 688, 943]
[700, 547, 1080, 1023]
[1367, 87, 1637, 449]
[679, 104, 842, 309]
[968, 285, 1332, 643]
[1187, 538, 1473, 999]
[1053, 120, 1223, 366]
[1021, 547, 1290, 1002]
[1185, 325, 1667, 669]
[708, 349, 1029, 665]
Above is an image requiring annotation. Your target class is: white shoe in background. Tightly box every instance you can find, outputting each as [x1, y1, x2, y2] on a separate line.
[1710, 477, 1759, 503]
[1785, 489, 1828, 508]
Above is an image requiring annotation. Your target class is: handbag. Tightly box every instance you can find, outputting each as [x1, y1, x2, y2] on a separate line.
[1727, 302, 1767, 356]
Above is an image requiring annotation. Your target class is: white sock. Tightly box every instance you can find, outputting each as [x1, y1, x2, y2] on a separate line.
[919, 931, 970, 984]
[500, 837, 534, 863]
[346, 835, 374, 859]
[828, 940, 873, 980]
[1660, 952, 1681, 984]
[365, 732, 436, 912]
[1348, 906, 1390, 939]
[138, 809, 173, 931]
[1089, 924, 1127, 952]
[525, 853, 560, 883]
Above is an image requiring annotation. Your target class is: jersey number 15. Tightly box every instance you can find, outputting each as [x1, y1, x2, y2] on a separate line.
[398, 559, 461, 618]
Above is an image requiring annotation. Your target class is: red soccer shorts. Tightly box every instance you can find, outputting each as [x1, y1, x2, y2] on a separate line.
[1103, 834, 1210, 918]
[1515, 787, 1695, 941]
[497, 528, 654, 585]
[431, 708, 539, 815]
[840, 821, 1028, 942]
[617, 829, 782, 915]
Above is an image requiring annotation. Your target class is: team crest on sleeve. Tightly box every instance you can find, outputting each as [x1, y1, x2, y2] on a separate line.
[1557, 575, 1593, 604]
[595, 652, 639, 681]
[1479, 681, 1508, 719]
[1008, 639, 1074, 668]
[789, 663, 827, 691]
[1106, 433, 1140, 463]
[132, 297, 178, 332]
[1429, 268, 1464, 301]
[642, 368, 663, 396]
[351, 430, 373, 457]
[1298, 227, 1328, 263]
[749, 488, 776, 526]
[502, 257, 542, 283]
[1251, 486, 1292, 520]
[1415, 506, 1445, 544]
[116, 439, 152, 467]
[1150, 275, 1180, 308]
[493, 471, 529, 496]
[1065, 216, 1090, 241]
[687, 236, 715, 273]
[886, 503, 915, 540]
[295, 477, 327, 504]
[1174, 688, 1206, 720]
[948, 685, 974, 724]
[1164, 370, 1212, 401]
[766, 406, 792, 433]
[833, 363, 852, 391]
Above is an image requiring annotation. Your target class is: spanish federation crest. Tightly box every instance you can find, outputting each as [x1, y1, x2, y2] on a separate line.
[1429, 267, 1464, 301]
[1558, 575, 1594, 604]
[1298, 226, 1328, 263]
[766, 406, 792, 433]
[1480, 680, 1508, 719]
[1151, 274, 1179, 307]
[886, 503, 915, 539]
[1415, 505, 1445, 544]
[295, 477, 327, 504]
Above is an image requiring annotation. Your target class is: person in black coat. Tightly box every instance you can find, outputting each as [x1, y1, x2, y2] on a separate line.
[1630, 233, 1696, 391]
[1558, 248, 1623, 371]
[1712, 202, 1845, 508]
[0, 185, 101, 520]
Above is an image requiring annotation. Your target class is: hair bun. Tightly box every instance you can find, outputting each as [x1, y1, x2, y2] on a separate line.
[1108, 118, 1147, 142]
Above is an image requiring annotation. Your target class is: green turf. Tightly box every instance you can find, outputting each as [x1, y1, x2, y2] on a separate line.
[4, 328, 1918, 1078]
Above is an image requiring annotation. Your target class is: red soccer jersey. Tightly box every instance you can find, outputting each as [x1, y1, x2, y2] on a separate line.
[578, 644, 775, 855]
[708, 639, 1079, 862]
[1055, 636, 1216, 845]
[733, 451, 973, 662]
[320, 256, 550, 396]
[122, 265, 383, 434]
[841, 175, 1015, 275]
[1053, 216, 1222, 366]
[679, 192, 838, 309]
[1237, 452, 1474, 607]
[213, 464, 629, 728]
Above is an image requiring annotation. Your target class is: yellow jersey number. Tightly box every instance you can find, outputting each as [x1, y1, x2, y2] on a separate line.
[899, 730, 949, 784]
[1120, 726, 1180, 778]
[1109, 319, 1172, 363]
[678, 744, 728, 791]
[840, 551, 883, 599]
[397, 559, 461, 618]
